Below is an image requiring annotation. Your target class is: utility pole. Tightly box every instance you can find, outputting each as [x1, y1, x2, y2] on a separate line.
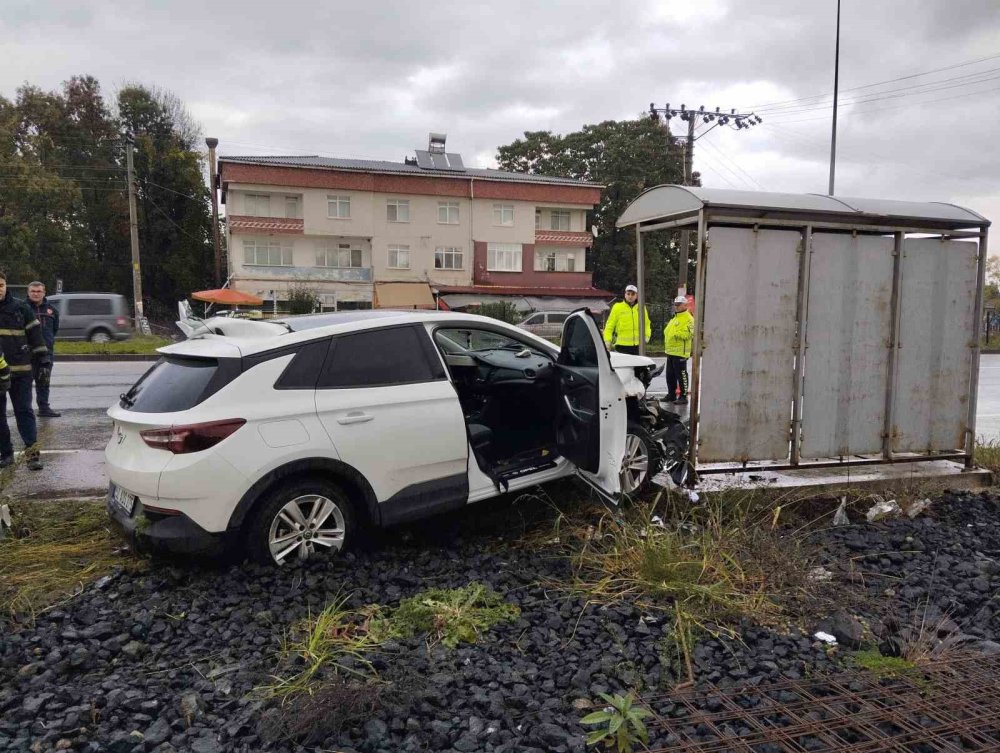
[649, 104, 762, 294]
[828, 0, 842, 195]
[205, 137, 223, 286]
[125, 133, 149, 335]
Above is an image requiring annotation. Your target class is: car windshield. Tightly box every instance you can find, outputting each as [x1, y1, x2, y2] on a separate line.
[435, 328, 545, 355]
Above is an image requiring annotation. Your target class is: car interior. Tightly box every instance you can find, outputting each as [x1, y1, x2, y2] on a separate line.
[433, 327, 563, 485]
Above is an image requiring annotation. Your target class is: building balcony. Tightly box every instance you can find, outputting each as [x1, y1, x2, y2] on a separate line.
[473, 267, 593, 289]
[533, 230, 593, 246]
[237, 265, 373, 282]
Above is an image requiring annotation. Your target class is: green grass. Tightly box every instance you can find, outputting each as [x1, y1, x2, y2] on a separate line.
[0, 499, 145, 623]
[851, 649, 921, 680]
[54, 334, 172, 355]
[263, 583, 519, 700]
[976, 439, 1000, 478]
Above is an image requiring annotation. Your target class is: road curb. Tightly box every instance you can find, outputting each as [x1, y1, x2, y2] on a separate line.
[55, 354, 160, 362]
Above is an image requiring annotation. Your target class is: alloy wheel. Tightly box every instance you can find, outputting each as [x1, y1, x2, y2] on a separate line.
[620, 433, 649, 494]
[268, 494, 346, 564]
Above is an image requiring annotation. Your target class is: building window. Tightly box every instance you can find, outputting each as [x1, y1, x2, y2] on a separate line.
[535, 249, 577, 272]
[535, 209, 541, 229]
[438, 201, 459, 224]
[388, 245, 410, 269]
[434, 247, 463, 270]
[317, 243, 363, 268]
[327, 195, 351, 219]
[245, 193, 270, 216]
[550, 210, 571, 231]
[487, 242, 522, 272]
[387, 199, 410, 223]
[244, 239, 292, 266]
[492, 204, 514, 226]
[284, 196, 300, 219]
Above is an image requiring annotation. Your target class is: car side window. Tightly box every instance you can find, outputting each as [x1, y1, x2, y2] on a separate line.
[523, 314, 544, 325]
[548, 313, 569, 324]
[560, 315, 598, 368]
[319, 326, 440, 388]
[66, 298, 113, 316]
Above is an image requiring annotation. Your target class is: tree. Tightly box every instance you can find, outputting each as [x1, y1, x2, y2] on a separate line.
[496, 118, 695, 309]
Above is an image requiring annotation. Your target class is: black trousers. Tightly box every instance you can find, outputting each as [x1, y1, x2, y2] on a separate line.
[615, 345, 640, 355]
[666, 356, 689, 398]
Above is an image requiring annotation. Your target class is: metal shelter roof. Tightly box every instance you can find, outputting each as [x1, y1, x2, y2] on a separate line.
[616, 185, 990, 229]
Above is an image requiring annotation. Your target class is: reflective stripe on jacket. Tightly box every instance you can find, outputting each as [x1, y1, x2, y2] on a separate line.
[0, 292, 50, 373]
[602, 301, 651, 347]
[664, 310, 695, 358]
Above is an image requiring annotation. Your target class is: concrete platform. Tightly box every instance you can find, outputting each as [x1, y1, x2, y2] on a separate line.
[655, 460, 992, 500]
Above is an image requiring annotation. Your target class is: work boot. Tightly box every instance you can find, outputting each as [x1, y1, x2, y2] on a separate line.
[0, 456, 12, 469]
[37, 406, 61, 418]
[26, 454, 43, 471]
[674, 396, 688, 405]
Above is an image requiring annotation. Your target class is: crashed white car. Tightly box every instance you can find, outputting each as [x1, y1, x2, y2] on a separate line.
[105, 309, 662, 564]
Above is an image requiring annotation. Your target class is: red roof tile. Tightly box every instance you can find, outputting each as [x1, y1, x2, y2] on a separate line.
[228, 215, 304, 234]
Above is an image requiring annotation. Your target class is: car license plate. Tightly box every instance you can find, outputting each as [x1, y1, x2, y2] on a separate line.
[111, 484, 136, 516]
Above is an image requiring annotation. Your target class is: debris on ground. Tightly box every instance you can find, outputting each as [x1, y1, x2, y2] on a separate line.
[832, 497, 850, 526]
[865, 496, 901, 522]
[906, 497, 933, 518]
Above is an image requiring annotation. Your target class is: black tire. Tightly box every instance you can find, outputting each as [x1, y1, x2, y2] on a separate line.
[621, 422, 662, 498]
[89, 329, 112, 343]
[246, 476, 357, 565]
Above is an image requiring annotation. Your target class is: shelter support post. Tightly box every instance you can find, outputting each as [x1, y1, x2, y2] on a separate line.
[882, 232, 905, 461]
[687, 210, 707, 484]
[966, 227, 990, 468]
[790, 226, 812, 466]
[636, 226, 646, 356]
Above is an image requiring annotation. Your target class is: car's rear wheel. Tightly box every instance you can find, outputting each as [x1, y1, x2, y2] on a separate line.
[621, 422, 661, 497]
[247, 477, 356, 565]
[89, 329, 112, 343]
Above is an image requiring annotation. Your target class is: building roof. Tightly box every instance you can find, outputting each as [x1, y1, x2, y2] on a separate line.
[220, 154, 601, 188]
[616, 185, 990, 229]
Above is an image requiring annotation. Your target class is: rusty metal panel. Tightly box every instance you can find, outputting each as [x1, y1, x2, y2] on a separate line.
[893, 238, 979, 453]
[698, 227, 799, 462]
[800, 234, 894, 458]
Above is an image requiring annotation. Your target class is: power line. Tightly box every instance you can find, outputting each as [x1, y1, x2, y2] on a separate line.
[746, 50, 1000, 110]
[144, 180, 204, 201]
[145, 194, 209, 244]
[698, 139, 766, 190]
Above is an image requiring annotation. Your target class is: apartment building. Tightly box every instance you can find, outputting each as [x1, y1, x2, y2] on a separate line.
[217, 134, 610, 312]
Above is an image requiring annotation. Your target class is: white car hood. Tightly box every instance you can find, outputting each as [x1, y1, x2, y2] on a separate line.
[609, 352, 656, 369]
[609, 351, 656, 399]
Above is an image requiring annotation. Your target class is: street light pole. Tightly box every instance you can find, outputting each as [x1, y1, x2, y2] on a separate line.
[828, 0, 841, 195]
[205, 137, 222, 286]
[125, 132, 146, 334]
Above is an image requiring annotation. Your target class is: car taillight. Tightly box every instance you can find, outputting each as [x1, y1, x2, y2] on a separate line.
[116, 317, 128, 327]
[140, 418, 246, 454]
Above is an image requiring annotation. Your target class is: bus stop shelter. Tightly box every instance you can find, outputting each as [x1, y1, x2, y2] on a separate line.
[616, 186, 991, 479]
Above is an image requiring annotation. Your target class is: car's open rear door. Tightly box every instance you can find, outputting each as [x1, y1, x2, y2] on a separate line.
[554, 310, 627, 502]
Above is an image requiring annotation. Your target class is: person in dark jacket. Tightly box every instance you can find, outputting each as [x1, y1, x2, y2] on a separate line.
[26, 281, 60, 417]
[0, 271, 51, 470]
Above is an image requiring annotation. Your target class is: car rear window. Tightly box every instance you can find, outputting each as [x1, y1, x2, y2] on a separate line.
[122, 357, 231, 413]
[67, 298, 113, 316]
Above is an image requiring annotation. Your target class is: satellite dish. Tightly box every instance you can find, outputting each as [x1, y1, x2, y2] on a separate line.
[591, 225, 599, 238]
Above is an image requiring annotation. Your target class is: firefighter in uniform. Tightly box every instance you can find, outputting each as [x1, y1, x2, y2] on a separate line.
[26, 281, 60, 417]
[0, 272, 52, 470]
[602, 284, 651, 355]
[663, 294, 694, 404]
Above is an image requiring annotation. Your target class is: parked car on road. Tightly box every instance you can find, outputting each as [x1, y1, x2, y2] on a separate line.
[48, 293, 132, 342]
[517, 311, 572, 339]
[105, 309, 672, 565]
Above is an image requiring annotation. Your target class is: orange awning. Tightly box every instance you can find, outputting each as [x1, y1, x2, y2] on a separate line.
[374, 282, 435, 309]
[191, 289, 264, 306]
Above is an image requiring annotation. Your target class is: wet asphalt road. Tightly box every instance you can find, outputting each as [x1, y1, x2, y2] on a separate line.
[4, 356, 1000, 500]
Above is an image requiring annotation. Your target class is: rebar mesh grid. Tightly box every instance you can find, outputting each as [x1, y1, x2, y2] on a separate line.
[644, 654, 1000, 752]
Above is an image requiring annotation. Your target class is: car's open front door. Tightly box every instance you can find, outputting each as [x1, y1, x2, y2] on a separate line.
[555, 310, 627, 501]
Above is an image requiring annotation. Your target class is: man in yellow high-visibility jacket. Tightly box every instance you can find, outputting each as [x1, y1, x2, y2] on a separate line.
[663, 294, 694, 404]
[602, 285, 650, 355]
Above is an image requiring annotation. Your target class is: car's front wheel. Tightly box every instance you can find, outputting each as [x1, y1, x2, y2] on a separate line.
[247, 477, 356, 565]
[621, 422, 662, 497]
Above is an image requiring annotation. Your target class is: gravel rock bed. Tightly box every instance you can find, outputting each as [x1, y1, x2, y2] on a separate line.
[1, 489, 999, 753]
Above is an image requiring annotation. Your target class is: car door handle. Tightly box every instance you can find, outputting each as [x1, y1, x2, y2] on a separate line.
[337, 411, 373, 425]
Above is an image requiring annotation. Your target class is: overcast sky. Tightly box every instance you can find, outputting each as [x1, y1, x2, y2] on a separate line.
[4, 0, 1000, 229]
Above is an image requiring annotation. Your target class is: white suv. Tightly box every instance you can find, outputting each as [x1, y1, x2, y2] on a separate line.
[105, 310, 654, 564]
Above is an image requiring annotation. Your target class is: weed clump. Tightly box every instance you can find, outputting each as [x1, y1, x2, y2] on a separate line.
[0, 499, 143, 623]
[263, 582, 518, 700]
